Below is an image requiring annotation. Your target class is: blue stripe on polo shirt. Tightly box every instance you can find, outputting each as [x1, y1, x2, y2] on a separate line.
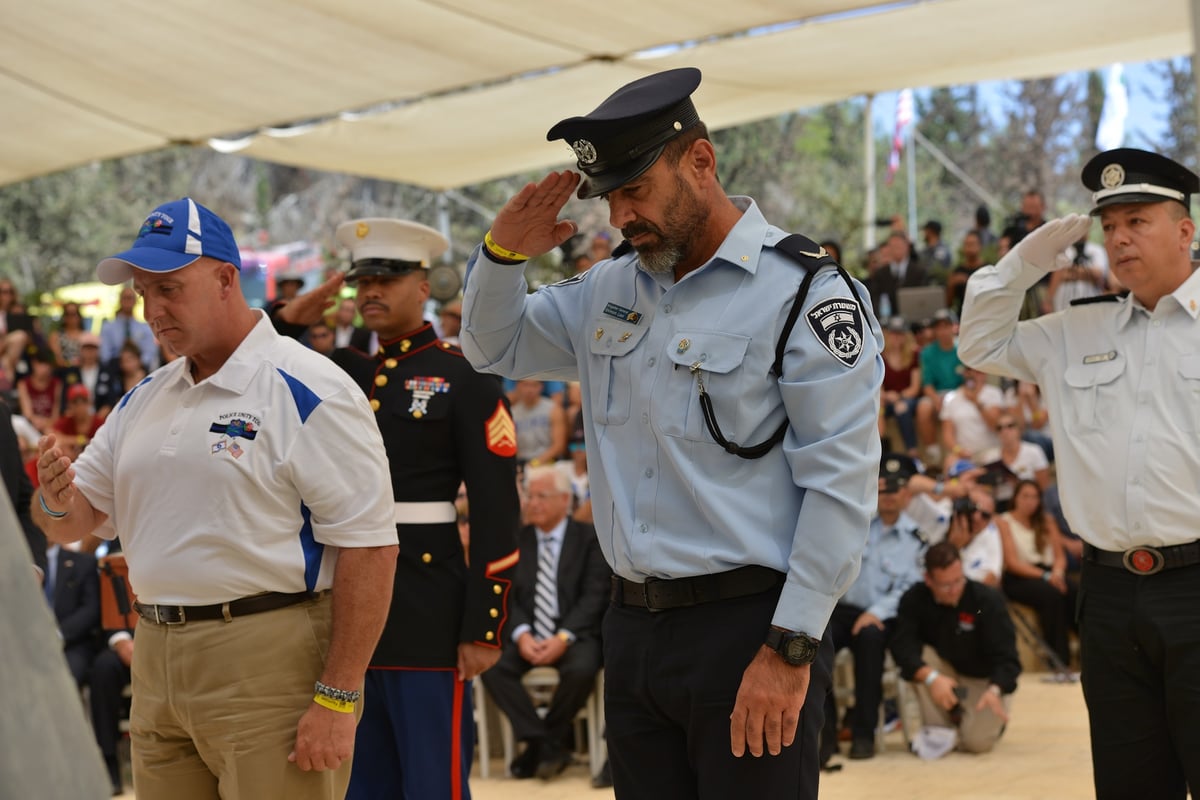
[298, 502, 323, 592]
[276, 368, 322, 423]
[116, 375, 154, 412]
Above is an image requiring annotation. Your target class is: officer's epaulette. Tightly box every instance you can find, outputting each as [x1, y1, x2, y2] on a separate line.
[1070, 290, 1129, 307]
[773, 233, 838, 270]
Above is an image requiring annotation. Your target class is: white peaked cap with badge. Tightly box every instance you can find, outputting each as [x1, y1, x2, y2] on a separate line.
[336, 218, 449, 281]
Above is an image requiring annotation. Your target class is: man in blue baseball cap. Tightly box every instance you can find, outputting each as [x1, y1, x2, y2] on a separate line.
[34, 197, 400, 799]
[461, 69, 883, 798]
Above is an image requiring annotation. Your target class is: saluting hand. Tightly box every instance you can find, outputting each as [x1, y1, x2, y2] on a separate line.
[729, 646, 809, 758]
[37, 434, 77, 508]
[275, 272, 346, 327]
[1012, 214, 1094, 272]
[488, 171, 582, 259]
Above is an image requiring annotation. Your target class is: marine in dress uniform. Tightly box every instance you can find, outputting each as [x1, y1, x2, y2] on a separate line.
[461, 68, 883, 800]
[959, 148, 1200, 799]
[334, 219, 522, 800]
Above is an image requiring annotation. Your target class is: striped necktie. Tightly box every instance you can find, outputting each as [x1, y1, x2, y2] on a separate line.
[533, 535, 557, 640]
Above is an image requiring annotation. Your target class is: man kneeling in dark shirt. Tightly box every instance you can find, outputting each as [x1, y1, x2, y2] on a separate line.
[891, 541, 1021, 754]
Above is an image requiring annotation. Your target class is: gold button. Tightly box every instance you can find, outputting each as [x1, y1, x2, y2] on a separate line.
[493, 585, 502, 595]
[485, 631, 494, 641]
[385, 358, 398, 369]
[400, 339, 411, 352]
[370, 398, 381, 412]
[489, 608, 499, 618]
[421, 552, 432, 563]
[412, 410, 423, 419]
[375, 374, 388, 387]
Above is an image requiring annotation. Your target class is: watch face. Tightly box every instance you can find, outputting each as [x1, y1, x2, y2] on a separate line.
[784, 635, 818, 665]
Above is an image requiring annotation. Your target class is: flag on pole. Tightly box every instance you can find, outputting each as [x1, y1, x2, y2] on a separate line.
[1096, 64, 1127, 151]
[887, 89, 914, 185]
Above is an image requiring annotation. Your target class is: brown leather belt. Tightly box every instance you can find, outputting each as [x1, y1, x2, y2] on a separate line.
[135, 591, 321, 625]
[611, 566, 785, 612]
[1082, 542, 1200, 576]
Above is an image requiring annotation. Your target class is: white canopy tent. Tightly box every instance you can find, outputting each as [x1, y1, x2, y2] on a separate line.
[0, 0, 1194, 190]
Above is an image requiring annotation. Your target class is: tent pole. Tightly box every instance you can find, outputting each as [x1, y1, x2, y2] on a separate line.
[864, 93, 877, 257]
[1191, 0, 1200, 165]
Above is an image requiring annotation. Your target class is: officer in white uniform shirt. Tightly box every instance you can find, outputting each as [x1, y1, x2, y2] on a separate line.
[959, 148, 1200, 800]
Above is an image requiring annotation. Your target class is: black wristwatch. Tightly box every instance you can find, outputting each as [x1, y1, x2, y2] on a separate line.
[765, 628, 821, 666]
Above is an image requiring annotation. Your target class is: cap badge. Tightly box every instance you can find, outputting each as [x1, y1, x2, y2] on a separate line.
[1100, 163, 1126, 189]
[355, 222, 370, 239]
[571, 139, 598, 166]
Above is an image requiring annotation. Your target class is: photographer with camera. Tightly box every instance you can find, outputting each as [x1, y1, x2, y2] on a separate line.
[946, 487, 1002, 587]
[892, 541, 1020, 756]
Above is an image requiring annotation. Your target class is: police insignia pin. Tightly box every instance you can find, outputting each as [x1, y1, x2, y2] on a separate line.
[571, 139, 598, 165]
[806, 298, 865, 368]
[1100, 163, 1125, 189]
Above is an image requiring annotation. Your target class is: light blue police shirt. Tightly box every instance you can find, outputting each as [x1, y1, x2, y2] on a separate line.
[461, 197, 883, 635]
[839, 512, 926, 621]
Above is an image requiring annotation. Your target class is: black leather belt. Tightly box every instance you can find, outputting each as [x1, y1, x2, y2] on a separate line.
[134, 591, 321, 625]
[611, 565, 785, 612]
[1082, 541, 1200, 576]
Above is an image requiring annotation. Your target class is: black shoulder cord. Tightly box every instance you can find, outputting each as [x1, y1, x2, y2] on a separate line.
[697, 235, 867, 460]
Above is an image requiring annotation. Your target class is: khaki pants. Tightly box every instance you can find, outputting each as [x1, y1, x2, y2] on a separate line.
[912, 646, 1010, 753]
[129, 594, 354, 800]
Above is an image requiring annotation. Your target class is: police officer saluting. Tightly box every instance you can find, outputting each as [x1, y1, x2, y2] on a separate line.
[959, 148, 1200, 799]
[332, 219, 522, 799]
[460, 68, 883, 799]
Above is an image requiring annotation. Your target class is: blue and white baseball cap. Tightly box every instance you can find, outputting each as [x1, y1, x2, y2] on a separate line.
[97, 197, 242, 285]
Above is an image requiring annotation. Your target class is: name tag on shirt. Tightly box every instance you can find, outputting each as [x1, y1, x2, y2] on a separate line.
[603, 302, 641, 324]
[1082, 350, 1117, 364]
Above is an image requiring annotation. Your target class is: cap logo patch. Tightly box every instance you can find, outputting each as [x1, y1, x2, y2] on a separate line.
[355, 222, 370, 239]
[571, 139, 598, 166]
[1101, 163, 1125, 189]
[138, 211, 174, 239]
[806, 298, 865, 368]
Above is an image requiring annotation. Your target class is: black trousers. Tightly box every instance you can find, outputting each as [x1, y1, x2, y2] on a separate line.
[481, 637, 603, 744]
[1079, 559, 1200, 799]
[1002, 572, 1076, 667]
[824, 603, 895, 741]
[89, 648, 131, 760]
[603, 585, 832, 800]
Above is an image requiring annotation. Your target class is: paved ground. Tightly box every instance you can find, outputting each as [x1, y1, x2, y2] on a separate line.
[116, 675, 1099, 799]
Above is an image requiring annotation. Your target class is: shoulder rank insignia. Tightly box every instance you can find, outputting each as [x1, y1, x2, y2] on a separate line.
[485, 400, 517, 457]
[806, 297, 865, 368]
[1070, 291, 1128, 307]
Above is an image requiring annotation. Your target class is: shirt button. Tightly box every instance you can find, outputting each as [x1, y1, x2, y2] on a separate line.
[421, 552, 432, 563]
[493, 584, 503, 595]
[664, 304, 673, 313]
[170, 426, 179, 435]
[485, 631, 495, 641]
[375, 374, 388, 387]
[489, 608, 499, 618]
[1133, 522, 1142, 530]
[647, 357, 656, 367]
[644, 468, 653, 478]
[1152, 320, 1162, 327]
[642, 413, 649, 423]
[640, 523, 648, 533]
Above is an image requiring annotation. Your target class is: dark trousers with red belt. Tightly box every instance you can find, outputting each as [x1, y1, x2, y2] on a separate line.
[1078, 557, 1200, 799]
[602, 581, 832, 800]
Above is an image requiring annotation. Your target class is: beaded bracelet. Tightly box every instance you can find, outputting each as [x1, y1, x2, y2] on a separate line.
[315, 680, 361, 704]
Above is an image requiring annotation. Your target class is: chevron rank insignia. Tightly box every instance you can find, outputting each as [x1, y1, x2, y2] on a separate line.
[806, 298, 864, 368]
[485, 399, 517, 457]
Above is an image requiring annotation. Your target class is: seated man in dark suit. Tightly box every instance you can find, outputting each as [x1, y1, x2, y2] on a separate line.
[482, 465, 610, 780]
[92, 551, 136, 795]
[44, 543, 101, 687]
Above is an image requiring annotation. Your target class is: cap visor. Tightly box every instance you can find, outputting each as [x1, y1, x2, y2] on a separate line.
[96, 248, 199, 285]
[1089, 193, 1184, 216]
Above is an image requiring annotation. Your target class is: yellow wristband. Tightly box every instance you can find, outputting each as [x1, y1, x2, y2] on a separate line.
[313, 693, 356, 714]
[484, 230, 530, 262]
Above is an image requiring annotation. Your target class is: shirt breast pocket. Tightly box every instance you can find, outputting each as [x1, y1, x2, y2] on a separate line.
[1176, 355, 1200, 434]
[663, 330, 752, 442]
[1063, 356, 1125, 433]
[588, 321, 649, 426]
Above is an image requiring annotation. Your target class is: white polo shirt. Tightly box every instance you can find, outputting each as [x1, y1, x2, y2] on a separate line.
[73, 311, 397, 605]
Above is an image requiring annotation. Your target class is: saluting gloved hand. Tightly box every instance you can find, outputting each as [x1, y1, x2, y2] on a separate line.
[1011, 214, 1094, 271]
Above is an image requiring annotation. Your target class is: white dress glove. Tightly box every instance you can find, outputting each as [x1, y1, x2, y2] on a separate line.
[1013, 214, 1094, 271]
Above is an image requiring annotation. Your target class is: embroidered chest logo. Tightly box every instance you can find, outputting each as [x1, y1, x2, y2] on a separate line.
[404, 376, 450, 419]
[957, 611, 976, 633]
[806, 298, 865, 368]
[209, 413, 261, 459]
